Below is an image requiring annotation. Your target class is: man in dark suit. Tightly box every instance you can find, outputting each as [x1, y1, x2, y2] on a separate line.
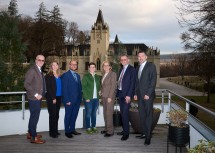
[24, 55, 46, 144]
[61, 60, 82, 138]
[117, 54, 136, 141]
[134, 51, 157, 145]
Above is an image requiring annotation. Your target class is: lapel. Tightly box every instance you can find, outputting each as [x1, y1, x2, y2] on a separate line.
[140, 61, 148, 79]
[123, 65, 130, 78]
[103, 71, 111, 84]
[34, 64, 42, 80]
[68, 70, 77, 82]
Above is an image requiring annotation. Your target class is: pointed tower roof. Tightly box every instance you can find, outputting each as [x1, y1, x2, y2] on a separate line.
[96, 9, 104, 25]
[114, 34, 119, 44]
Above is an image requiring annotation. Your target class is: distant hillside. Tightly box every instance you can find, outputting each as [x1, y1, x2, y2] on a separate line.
[160, 53, 192, 64]
[160, 53, 192, 60]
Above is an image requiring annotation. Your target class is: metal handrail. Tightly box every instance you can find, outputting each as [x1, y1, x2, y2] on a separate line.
[0, 91, 26, 120]
[0, 89, 215, 120]
[166, 89, 215, 118]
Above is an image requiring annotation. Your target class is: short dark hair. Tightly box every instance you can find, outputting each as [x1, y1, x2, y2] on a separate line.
[138, 50, 147, 56]
[88, 62, 96, 67]
[120, 54, 128, 59]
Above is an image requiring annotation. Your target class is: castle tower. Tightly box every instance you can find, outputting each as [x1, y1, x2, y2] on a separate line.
[90, 9, 109, 70]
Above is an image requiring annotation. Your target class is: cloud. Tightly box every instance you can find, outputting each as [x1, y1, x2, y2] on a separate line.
[0, 0, 186, 54]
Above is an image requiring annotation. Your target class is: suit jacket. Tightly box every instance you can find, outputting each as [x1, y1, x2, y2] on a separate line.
[135, 61, 157, 98]
[117, 65, 136, 98]
[61, 70, 82, 104]
[101, 71, 117, 99]
[24, 64, 45, 100]
[82, 73, 101, 100]
[45, 74, 57, 100]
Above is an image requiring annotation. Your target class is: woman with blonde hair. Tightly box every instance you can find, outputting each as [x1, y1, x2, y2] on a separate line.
[100, 61, 117, 137]
[45, 61, 62, 138]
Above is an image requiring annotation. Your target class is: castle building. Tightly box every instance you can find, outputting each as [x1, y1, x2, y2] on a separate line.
[47, 9, 160, 86]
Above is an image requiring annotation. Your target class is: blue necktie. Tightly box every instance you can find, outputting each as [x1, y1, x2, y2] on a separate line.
[72, 72, 77, 82]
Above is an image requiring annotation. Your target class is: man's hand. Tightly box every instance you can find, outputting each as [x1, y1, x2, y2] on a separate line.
[66, 102, 71, 105]
[36, 94, 42, 100]
[144, 95, 149, 100]
[125, 96, 131, 103]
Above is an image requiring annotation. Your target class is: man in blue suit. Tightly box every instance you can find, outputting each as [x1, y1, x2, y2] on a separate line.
[61, 60, 82, 138]
[117, 54, 136, 141]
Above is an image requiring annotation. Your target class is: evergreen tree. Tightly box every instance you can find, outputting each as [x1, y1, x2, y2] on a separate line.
[35, 2, 49, 22]
[8, 0, 18, 16]
[49, 5, 63, 25]
[0, 11, 26, 92]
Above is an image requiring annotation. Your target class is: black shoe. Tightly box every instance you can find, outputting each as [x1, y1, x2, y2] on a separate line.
[71, 131, 81, 135]
[65, 133, 73, 138]
[57, 132, 61, 135]
[104, 133, 114, 137]
[136, 134, 146, 139]
[144, 138, 151, 145]
[50, 135, 58, 138]
[121, 135, 129, 141]
[117, 131, 124, 135]
[101, 130, 107, 134]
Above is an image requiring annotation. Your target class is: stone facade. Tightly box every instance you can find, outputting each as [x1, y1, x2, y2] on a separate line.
[46, 9, 160, 86]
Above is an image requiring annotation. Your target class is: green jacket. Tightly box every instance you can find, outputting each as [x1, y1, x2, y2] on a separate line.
[82, 73, 101, 100]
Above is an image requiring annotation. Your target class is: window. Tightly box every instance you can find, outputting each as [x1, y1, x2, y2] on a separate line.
[62, 62, 66, 70]
[96, 58, 101, 70]
[97, 40, 100, 44]
[85, 62, 89, 70]
[134, 62, 139, 68]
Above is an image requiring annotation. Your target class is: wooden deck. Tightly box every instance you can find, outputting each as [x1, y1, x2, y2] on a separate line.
[0, 125, 187, 153]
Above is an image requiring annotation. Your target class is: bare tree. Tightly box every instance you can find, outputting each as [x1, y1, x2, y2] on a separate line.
[77, 30, 90, 44]
[176, 0, 215, 102]
[68, 22, 79, 45]
[172, 54, 188, 80]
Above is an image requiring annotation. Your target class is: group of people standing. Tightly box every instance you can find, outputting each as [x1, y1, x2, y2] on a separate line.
[24, 50, 157, 146]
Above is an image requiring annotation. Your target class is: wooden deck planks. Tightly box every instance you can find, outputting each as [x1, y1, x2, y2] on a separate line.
[0, 125, 187, 153]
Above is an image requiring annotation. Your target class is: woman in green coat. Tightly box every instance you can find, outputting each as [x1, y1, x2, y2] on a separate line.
[82, 62, 101, 134]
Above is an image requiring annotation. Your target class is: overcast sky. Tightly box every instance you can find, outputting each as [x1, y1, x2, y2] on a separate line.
[0, 0, 189, 54]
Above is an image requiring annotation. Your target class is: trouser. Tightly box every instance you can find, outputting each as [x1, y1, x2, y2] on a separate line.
[47, 96, 61, 136]
[28, 100, 41, 139]
[118, 91, 131, 135]
[138, 97, 153, 139]
[64, 102, 80, 133]
[84, 98, 99, 129]
[102, 97, 114, 134]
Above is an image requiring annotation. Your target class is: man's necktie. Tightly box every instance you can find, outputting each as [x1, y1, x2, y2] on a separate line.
[138, 66, 142, 80]
[118, 68, 125, 89]
[72, 72, 78, 82]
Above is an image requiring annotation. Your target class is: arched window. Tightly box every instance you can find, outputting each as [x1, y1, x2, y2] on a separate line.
[96, 58, 101, 70]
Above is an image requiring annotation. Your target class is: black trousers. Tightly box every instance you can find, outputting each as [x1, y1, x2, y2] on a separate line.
[138, 97, 154, 139]
[47, 96, 62, 136]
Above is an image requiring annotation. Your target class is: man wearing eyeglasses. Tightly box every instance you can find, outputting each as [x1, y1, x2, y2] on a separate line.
[61, 60, 82, 138]
[24, 55, 46, 144]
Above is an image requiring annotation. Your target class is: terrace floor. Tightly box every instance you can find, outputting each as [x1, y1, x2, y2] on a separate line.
[0, 125, 187, 153]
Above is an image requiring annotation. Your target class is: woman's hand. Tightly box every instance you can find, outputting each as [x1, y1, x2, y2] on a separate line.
[86, 99, 90, 102]
[107, 98, 112, 103]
